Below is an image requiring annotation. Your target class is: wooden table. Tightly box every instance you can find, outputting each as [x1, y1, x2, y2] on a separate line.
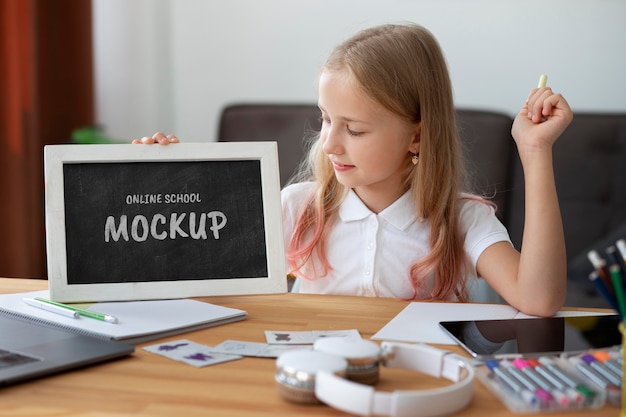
[0, 278, 619, 416]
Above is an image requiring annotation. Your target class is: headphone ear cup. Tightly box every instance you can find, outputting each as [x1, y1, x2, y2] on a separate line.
[313, 337, 381, 385]
[275, 350, 347, 404]
[275, 380, 320, 404]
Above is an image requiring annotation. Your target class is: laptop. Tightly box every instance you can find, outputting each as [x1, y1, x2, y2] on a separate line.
[0, 312, 134, 386]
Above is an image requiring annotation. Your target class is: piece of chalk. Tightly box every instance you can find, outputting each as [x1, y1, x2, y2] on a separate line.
[537, 74, 548, 88]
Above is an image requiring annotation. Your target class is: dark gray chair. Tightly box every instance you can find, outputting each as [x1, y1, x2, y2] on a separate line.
[218, 104, 321, 186]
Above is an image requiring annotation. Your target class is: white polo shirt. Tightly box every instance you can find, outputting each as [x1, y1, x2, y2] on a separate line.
[281, 182, 511, 300]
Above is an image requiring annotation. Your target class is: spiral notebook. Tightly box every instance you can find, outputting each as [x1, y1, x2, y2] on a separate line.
[0, 291, 247, 344]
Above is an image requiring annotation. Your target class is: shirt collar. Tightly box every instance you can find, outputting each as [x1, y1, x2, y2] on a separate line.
[338, 189, 419, 231]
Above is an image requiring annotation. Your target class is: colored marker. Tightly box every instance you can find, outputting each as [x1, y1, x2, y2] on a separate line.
[606, 246, 625, 274]
[580, 354, 621, 387]
[587, 250, 614, 295]
[485, 360, 538, 406]
[588, 271, 619, 312]
[527, 358, 583, 405]
[537, 357, 596, 403]
[610, 264, 626, 318]
[569, 357, 620, 392]
[500, 360, 553, 405]
[616, 239, 626, 264]
[592, 351, 622, 376]
[537, 74, 548, 88]
[23, 298, 79, 319]
[607, 245, 626, 293]
[33, 297, 118, 324]
[513, 358, 569, 406]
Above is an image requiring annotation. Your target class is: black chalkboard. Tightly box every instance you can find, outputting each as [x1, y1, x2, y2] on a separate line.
[62, 160, 267, 284]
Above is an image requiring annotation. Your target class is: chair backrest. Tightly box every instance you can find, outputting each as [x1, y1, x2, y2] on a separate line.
[218, 104, 321, 186]
[506, 112, 626, 260]
[456, 109, 516, 224]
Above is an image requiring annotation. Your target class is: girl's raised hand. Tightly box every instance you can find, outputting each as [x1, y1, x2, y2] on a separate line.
[511, 84, 573, 156]
[131, 131, 180, 145]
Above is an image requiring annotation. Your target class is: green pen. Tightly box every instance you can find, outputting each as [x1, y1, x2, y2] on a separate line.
[34, 297, 118, 324]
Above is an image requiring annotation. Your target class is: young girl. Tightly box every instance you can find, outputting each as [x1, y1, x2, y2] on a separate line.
[135, 23, 573, 317]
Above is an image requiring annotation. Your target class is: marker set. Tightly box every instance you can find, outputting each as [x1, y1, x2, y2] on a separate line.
[587, 239, 626, 318]
[476, 347, 622, 413]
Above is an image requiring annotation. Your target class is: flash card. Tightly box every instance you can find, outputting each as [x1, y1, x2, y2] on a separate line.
[210, 340, 268, 356]
[264, 329, 361, 345]
[143, 339, 243, 367]
[256, 344, 311, 358]
[211, 340, 312, 358]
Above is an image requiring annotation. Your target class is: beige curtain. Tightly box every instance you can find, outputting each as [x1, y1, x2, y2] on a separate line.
[0, 0, 94, 278]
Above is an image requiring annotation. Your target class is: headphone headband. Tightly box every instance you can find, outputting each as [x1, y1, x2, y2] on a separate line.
[315, 342, 474, 417]
[276, 339, 474, 417]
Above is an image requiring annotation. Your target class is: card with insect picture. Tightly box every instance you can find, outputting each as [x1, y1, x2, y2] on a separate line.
[143, 339, 242, 367]
[264, 329, 361, 345]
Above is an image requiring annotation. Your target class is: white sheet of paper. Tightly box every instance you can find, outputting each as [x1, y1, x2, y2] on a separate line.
[371, 302, 613, 345]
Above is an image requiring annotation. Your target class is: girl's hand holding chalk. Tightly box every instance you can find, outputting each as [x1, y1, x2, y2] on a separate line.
[511, 73, 573, 152]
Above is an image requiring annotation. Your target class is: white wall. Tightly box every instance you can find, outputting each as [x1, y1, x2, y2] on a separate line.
[93, 0, 626, 143]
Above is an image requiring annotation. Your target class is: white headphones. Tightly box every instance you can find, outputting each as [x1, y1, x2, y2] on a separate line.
[275, 337, 474, 417]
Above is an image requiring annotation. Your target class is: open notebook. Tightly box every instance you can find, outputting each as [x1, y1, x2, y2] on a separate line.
[0, 291, 247, 344]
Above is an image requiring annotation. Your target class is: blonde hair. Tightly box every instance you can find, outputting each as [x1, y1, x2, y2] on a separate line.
[287, 23, 473, 301]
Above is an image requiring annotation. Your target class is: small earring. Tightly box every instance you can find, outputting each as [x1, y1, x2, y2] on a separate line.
[412, 153, 419, 166]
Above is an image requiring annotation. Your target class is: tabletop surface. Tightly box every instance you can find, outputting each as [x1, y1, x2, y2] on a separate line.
[0, 277, 619, 417]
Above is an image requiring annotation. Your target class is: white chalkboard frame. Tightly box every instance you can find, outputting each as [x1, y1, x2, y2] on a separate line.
[44, 142, 287, 302]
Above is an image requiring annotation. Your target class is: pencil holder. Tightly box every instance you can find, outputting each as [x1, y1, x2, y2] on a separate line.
[619, 321, 626, 417]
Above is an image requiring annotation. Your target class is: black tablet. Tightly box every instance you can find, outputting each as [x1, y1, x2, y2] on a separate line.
[439, 314, 621, 359]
